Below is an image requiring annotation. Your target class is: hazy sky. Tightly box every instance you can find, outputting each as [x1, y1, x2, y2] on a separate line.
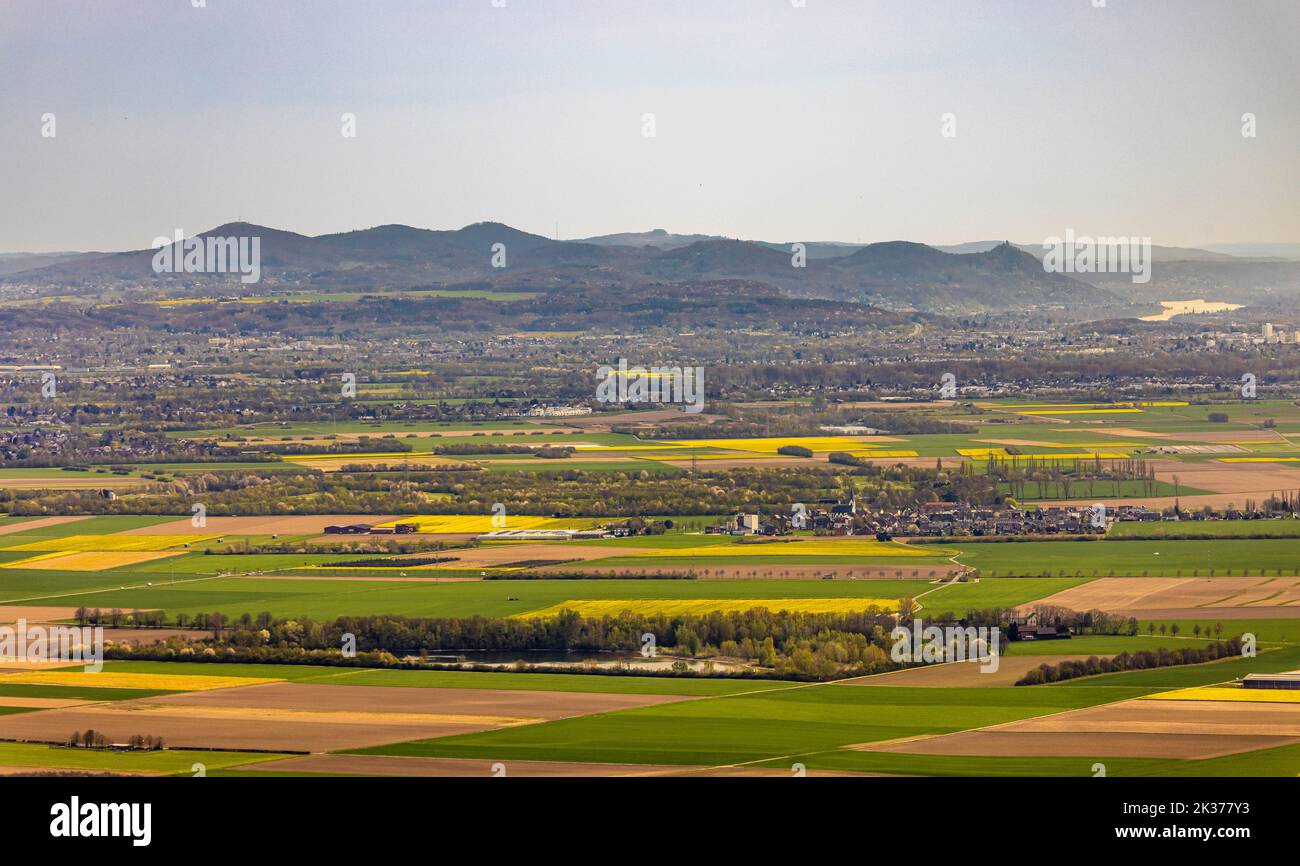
[2, 0, 1297, 252]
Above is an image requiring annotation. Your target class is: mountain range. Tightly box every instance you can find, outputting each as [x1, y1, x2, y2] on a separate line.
[4, 223, 1297, 317]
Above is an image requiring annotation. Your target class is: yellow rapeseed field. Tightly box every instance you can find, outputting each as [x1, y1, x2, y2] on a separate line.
[0, 670, 280, 692]
[518, 597, 901, 618]
[1144, 687, 1300, 704]
[0, 550, 187, 572]
[4, 534, 213, 553]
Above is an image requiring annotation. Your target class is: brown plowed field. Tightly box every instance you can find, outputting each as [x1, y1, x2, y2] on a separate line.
[862, 730, 1290, 759]
[0, 681, 692, 752]
[0, 517, 90, 536]
[858, 698, 1300, 759]
[0, 606, 81, 622]
[1026, 577, 1300, 614]
[138, 681, 686, 718]
[0, 707, 477, 752]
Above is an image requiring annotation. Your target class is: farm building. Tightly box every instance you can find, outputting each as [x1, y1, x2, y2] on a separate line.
[1241, 672, 1300, 690]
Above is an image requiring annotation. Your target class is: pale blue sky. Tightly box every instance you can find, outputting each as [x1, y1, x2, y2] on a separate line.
[2, 0, 1297, 251]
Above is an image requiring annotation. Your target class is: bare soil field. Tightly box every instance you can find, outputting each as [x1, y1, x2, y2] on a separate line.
[1150, 459, 1300, 494]
[0, 697, 93, 709]
[1076, 428, 1176, 440]
[1061, 460, 1300, 509]
[860, 697, 1300, 759]
[862, 730, 1291, 760]
[1003, 698, 1300, 736]
[143, 681, 687, 719]
[0, 606, 82, 622]
[99, 627, 203, 646]
[1113, 607, 1300, 619]
[0, 517, 90, 537]
[1026, 576, 1300, 615]
[839, 655, 1109, 688]
[124, 515, 401, 535]
[0, 681, 694, 752]
[0, 706, 493, 752]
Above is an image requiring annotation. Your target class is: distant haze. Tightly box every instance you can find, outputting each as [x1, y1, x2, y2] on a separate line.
[1, 0, 1297, 252]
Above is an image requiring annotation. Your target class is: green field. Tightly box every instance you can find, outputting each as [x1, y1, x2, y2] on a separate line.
[752, 740, 1300, 777]
[1000, 633, 1236, 657]
[1135, 618, 1300, 643]
[7, 577, 940, 621]
[1048, 644, 1300, 689]
[1110, 519, 1300, 538]
[951, 537, 1300, 576]
[353, 683, 1150, 766]
[0, 683, 183, 701]
[922, 577, 1088, 612]
[0, 741, 280, 774]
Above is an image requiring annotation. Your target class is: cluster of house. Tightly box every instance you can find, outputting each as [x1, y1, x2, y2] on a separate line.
[710, 499, 1120, 538]
[714, 499, 1300, 539]
[514, 404, 593, 418]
